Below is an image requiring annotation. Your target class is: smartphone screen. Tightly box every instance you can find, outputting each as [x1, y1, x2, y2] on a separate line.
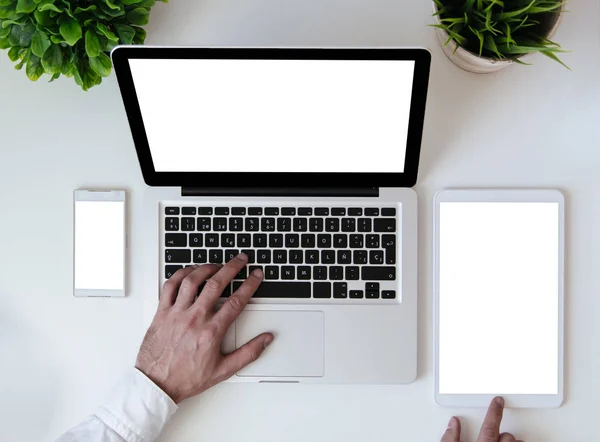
[74, 194, 125, 295]
[438, 202, 560, 395]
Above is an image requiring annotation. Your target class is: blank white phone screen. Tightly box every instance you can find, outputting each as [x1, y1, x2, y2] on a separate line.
[438, 202, 559, 395]
[74, 201, 125, 290]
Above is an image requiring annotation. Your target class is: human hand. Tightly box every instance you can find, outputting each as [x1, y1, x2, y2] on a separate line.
[441, 397, 523, 442]
[135, 254, 273, 403]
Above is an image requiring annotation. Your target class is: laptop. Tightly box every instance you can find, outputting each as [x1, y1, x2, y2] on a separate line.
[112, 47, 431, 384]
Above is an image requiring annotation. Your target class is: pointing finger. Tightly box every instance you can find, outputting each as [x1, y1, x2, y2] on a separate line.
[477, 397, 505, 442]
[441, 417, 461, 442]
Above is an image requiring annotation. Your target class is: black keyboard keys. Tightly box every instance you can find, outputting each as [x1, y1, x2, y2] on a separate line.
[348, 208, 362, 216]
[366, 234, 380, 248]
[165, 207, 179, 215]
[165, 217, 179, 231]
[309, 218, 324, 232]
[382, 234, 396, 264]
[245, 217, 259, 231]
[357, 218, 372, 232]
[209, 249, 223, 264]
[293, 218, 308, 232]
[349, 290, 364, 299]
[165, 233, 186, 247]
[313, 266, 327, 280]
[198, 207, 213, 215]
[301, 234, 315, 248]
[257, 250, 271, 263]
[317, 234, 332, 248]
[345, 266, 359, 280]
[265, 266, 279, 280]
[382, 208, 396, 216]
[281, 266, 295, 280]
[366, 282, 380, 299]
[165, 249, 190, 263]
[238, 234, 251, 248]
[326, 218, 339, 232]
[225, 249, 239, 262]
[182, 207, 196, 215]
[215, 207, 229, 215]
[370, 250, 384, 265]
[277, 218, 292, 232]
[350, 234, 364, 248]
[374, 218, 396, 233]
[382, 290, 396, 299]
[331, 208, 345, 216]
[232, 207, 246, 215]
[205, 233, 218, 247]
[315, 208, 329, 216]
[221, 234, 235, 248]
[298, 266, 311, 280]
[269, 234, 283, 248]
[282, 207, 296, 216]
[341, 218, 355, 232]
[353, 250, 368, 264]
[165, 265, 182, 278]
[253, 234, 267, 248]
[313, 282, 331, 298]
[285, 234, 300, 248]
[289, 250, 303, 264]
[274, 250, 287, 264]
[213, 218, 227, 231]
[305, 250, 319, 264]
[248, 207, 262, 216]
[189, 234, 202, 247]
[333, 282, 348, 298]
[333, 234, 347, 248]
[197, 217, 211, 231]
[298, 208, 312, 216]
[193, 249, 207, 263]
[321, 250, 335, 264]
[265, 207, 279, 215]
[261, 217, 276, 231]
[241, 249, 255, 263]
[337, 250, 351, 264]
[362, 267, 396, 281]
[329, 266, 343, 280]
[365, 208, 379, 216]
[229, 218, 243, 231]
[233, 281, 310, 298]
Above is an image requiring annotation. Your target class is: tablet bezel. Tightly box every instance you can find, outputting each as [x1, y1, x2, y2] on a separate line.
[433, 189, 564, 408]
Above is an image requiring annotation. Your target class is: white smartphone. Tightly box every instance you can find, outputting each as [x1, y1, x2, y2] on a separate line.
[73, 189, 126, 297]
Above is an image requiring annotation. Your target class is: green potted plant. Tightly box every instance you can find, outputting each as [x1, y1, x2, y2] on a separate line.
[0, 0, 167, 90]
[432, 0, 567, 73]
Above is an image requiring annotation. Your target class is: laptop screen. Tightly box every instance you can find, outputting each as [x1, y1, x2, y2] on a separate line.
[128, 58, 415, 174]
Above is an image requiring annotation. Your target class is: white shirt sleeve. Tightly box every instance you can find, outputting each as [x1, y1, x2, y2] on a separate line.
[56, 368, 178, 442]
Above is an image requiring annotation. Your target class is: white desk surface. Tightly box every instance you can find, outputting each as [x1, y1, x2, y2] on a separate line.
[1, 0, 599, 440]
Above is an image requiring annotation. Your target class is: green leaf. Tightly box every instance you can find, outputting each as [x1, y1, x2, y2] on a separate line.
[114, 23, 134, 44]
[542, 51, 570, 70]
[49, 72, 60, 82]
[41, 43, 62, 73]
[38, 3, 62, 12]
[74, 5, 97, 14]
[96, 22, 118, 41]
[7, 45, 19, 61]
[26, 53, 44, 80]
[85, 29, 100, 57]
[59, 18, 82, 45]
[105, 0, 121, 10]
[16, 0, 36, 14]
[9, 22, 35, 47]
[0, 25, 9, 38]
[34, 9, 54, 26]
[122, 0, 142, 4]
[31, 29, 50, 57]
[50, 34, 62, 43]
[0, 5, 17, 19]
[126, 7, 149, 25]
[131, 25, 145, 44]
[496, 0, 536, 20]
[0, 36, 9, 49]
[89, 51, 111, 77]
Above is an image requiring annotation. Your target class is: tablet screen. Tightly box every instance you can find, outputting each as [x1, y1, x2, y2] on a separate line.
[438, 202, 559, 395]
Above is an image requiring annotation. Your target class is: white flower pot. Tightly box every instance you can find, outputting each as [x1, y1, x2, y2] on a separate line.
[433, 2, 564, 73]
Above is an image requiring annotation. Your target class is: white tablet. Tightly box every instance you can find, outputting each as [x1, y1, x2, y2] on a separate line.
[433, 189, 564, 408]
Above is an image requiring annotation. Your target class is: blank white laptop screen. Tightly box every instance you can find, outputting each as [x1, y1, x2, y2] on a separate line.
[128, 59, 415, 173]
[438, 202, 559, 395]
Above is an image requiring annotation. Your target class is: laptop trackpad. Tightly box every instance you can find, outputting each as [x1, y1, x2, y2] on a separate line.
[235, 310, 324, 377]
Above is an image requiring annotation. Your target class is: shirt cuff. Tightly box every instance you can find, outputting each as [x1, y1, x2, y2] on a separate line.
[94, 368, 178, 442]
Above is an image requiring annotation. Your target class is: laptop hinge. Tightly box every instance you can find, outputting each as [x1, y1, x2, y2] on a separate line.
[181, 187, 379, 198]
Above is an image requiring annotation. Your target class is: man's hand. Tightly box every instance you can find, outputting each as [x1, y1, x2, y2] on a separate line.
[441, 397, 524, 442]
[135, 254, 273, 403]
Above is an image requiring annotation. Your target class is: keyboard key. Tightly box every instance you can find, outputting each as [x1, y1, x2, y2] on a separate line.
[348, 208, 362, 216]
[301, 234, 316, 248]
[248, 265, 263, 274]
[193, 249, 207, 263]
[365, 208, 379, 216]
[232, 207, 246, 215]
[382, 234, 396, 265]
[165, 233, 186, 247]
[165, 217, 179, 231]
[326, 218, 340, 232]
[229, 218, 243, 231]
[314, 282, 331, 298]
[165, 207, 180, 215]
[370, 250, 384, 265]
[281, 266, 295, 280]
[298, 207, 312, 216]
[321, 250, 335, 264]
[235, 266, 248, 280]
[257, 250, 271, 264]
[333, 282, 348, 298]
[357, 218, 372, 232]
[285, 234, 300, 248]
[329, 266, 343, 280]
[261, 218, 276, 231]
[277, 218, 292, 232]
[233, 281, 310, 298]
[215, 207, 229, 215]
[366, 282, 379, 299]
[362, 267, 396, 281]
[382, 290, 396, 299]
[253, 234, 267, 248]
[225, 249, 239, 262]
[189, 233, 203, 247]
[222, 234, 235, 248]
[366, 290, 379, 299]
[318, 234, 332, 248]
[248, 207, 262, 215]
[181, 217, 195, 231]
[313, 266, 327, 280]
[337, 250, 351, 264]
[349, 234, 364, 248]
[374, 218, 396, 233]
[165, 265, 182, 278]
[341, 218, 355, 232]
[298, 266, 311, 280]
[309, 218, 324, 232]
[165, 249, 191, 263]
[345, 266, 359, 280]
[241, 249, 255, 263]
[238, 234, 251, 248]
[349, 290, 363, 299]
[273, 250, 287, 264]
[315, 208, 329, 216]
[205, 233, 219, 247]
[198, 207, 213, 215]
[197, 217, 211, 231]
[366, 282, 380, 291]
[353, 250, 368, 264]
[305, 250, 319, 264]
[331, 208, 346, 216]
[293, 218, 308, 232]
[209, 249, 223, 264]
[245, 217, 259, 231]
[382, 208, 396, 216]
[269, 234, 283, 248]
[182, 207, 196, 215]
[213, 218, 227, 231]
[366, 234, 380, 248]
[289, 250, 303, 264]
[333, 234, 347, 248]
[282, 207, 296, 216]
[265, 266, 279, 280]
[265, 207, 279, 215]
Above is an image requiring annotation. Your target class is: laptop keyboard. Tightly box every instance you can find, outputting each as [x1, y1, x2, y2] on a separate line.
[163, 206, 398, 300]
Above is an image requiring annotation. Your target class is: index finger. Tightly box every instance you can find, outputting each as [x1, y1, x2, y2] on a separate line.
[477, 397, 505, 442]
[214, 268, 263, 329]
[194, 253, 248, 312]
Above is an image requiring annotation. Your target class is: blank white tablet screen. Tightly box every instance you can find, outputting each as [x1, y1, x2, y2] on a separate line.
[439, 202, 559, 395]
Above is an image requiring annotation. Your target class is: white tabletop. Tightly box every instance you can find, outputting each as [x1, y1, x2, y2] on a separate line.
[1, 0, 599, 440]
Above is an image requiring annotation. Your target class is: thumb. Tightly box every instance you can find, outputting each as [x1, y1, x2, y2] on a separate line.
[219, 332, 274, 378]
[441, 416, 461, 442]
